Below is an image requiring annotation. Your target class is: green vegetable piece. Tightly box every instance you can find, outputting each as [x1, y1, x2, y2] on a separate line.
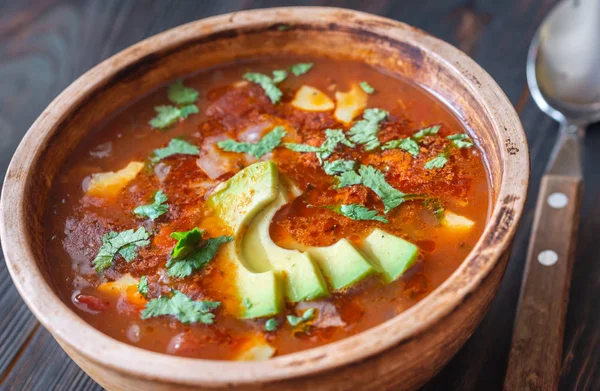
[138, 276, 148, 297]
[141, 290, 220, 324]
[412, 125, 441, 141]
[323, 159, 356, 175]
[287, 308, 315, 326]
[166, 235, 233, 278]
[447, 133, 474, 148]
[167, 80, 199, 105]
[382, 138, 420, 156]
[243, 298, 253, 309]
[93, 227, 151, 273]
[152, 139, 199, 163]
[289, 62, 313, 76]
[359, 81, 375, 94]
[244, 72, 283, 103]
[134, 190, 168, 221]
[264, 318, 279, 331]
[217, 126, 286, 158]
[178, 104, 199, 119]
[424, 153, 449, 169]
[327, 204, 388, 223]
[149, 106, 182, 129]
[347, 108, 389, 151]
[285, 129, 354, 163]
[271, 70, 288, 84]
[360, 229, 419, 283]
[170, 228, 204, 259]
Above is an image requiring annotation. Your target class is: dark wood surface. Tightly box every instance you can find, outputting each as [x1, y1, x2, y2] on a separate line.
[0, 1, 598, 390]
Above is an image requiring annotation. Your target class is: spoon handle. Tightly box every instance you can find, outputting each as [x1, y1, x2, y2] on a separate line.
[504, 171, 583, 390]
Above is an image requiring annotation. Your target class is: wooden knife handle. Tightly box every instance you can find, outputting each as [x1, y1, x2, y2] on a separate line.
[504, 174, 583, 391]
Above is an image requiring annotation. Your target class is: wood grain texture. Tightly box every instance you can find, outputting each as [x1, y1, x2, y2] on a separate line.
[0, 0, 596, 390]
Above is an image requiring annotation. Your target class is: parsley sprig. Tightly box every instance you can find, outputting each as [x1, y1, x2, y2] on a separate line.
[134, 190, 168, 221]
[217, 126, 286, 158]
[285, 129, 354, 163]
[141, 290, 220, 324]
[93, 227, 151, 273]
[165, 228, 233, 278]
[347, 108, 389, 151]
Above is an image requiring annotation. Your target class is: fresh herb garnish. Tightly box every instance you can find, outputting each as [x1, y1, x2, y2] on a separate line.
[152, 139, 199, 163]
[141, 290, 220, 324]
[424, 153, 449, 170]
[289, 63, 313, 76]
[326, 204, 388, 223]
[138, 276, 148, 297]
[243, 298, 253, 309]
[347, 108, 389, 151]
[271, 70, 288, 84]
[412, 125, 441, 141]
[336, 165, 407, 213]
[243, 72, 284, 103]
[381, 138, 420, 156]
[134, 190, 168, 221]
[423, 198, 445, 221]
[166, 229, 233, 278]
[149, 105, 198, 129]
[284, 129, 354, 163]
[447, 133, 474, 149]
[167, 80, 199, 105]
[217, 126, 286, 158]
[323, 159, 356, 175]
[93, 227, 151, 273]
[359, 81, 375, 94]
[265, 318, 279, 331]
[287, 308, 315, 326]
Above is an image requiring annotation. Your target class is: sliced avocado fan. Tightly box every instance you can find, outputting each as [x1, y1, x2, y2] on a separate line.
[206, 161, 419, 319]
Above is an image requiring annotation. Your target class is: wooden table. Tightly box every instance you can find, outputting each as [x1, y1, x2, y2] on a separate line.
[0, 1, 598, 390]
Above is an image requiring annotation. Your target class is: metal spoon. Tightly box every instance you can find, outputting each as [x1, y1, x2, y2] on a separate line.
[505, 0, 600, 389]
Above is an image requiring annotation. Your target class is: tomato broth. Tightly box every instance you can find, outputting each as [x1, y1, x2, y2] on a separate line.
[44, 57, 490, 360]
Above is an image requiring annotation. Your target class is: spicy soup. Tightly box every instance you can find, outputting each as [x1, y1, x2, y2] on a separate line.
[44, 57, 490, 360]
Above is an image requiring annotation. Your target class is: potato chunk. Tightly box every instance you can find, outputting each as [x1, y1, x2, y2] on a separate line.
[235, 336, 276, 361]
[334, 84, 369, 124]
[441, 211, 475, 230]
[98, 273, 146, 307]
[87, 161, 144, 198]
[291, 86, 335, 112]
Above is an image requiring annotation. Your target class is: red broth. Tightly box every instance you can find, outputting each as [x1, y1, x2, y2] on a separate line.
[44, 57, 490, 360]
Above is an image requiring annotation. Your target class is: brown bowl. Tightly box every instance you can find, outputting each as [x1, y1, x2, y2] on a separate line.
[0, 7, 528, 391]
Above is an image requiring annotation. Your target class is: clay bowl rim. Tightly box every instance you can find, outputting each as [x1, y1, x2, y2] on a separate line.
[0, 7, 529, 387]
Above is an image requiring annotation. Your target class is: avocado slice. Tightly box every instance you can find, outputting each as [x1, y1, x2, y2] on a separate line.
[360, 228, 419, 283]
[242, 191, 329, 303]
[307, 240, 376, 290]
[206, 161, 283, 318]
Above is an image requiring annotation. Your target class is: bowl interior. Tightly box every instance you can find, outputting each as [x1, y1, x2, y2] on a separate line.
[2, 7, 527, 386]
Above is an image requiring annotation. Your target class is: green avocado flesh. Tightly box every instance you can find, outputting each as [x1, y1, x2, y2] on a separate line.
[207, 161, 420, 319]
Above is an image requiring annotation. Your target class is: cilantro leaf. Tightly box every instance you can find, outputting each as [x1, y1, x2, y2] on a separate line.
[138, 276, 148, 297]
[289, 63, 313, 76]
[170, 228, 204, 259]
[327, 204, 388, 223]
[134, 190, 168, 221]
[148, 105, 199, 130]
[271, 69, 288, 84]
[265, 318, 279, 331]
[323, 159, 356, 175]
[284, 129, 354, 163]
[359, 81, 375, 94]
[412, 125, 441, 141]
[423, 198, 445, 221]
[166, 235, 233, 278]
[424, 153, 449, 169]
[141, 290, 220, 324]
[335, 165, 407, 213]
[347, 108, 389, 151]
[93, 227, 151, 273]
[447, 133, 474, 148]
[217, 126, 286, 158]
[167, 80, 199, 105]
[243, 298, 253, 309]
[152, 139, 199, 163]
[178, 104, 199, 119]
[287, 308, 315, 326]
[382, 138, 420, 156]
[244, 72, 283, 103]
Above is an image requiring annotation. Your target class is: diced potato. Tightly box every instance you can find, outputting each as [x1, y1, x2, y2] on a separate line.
[98, 273, 146, 308]
[291, 86, 335, 112]
[441, 211, 475, 230]
[235, 336, 276, 361]
[334, 84, 369, 124]
[87, 161, 144, 198]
